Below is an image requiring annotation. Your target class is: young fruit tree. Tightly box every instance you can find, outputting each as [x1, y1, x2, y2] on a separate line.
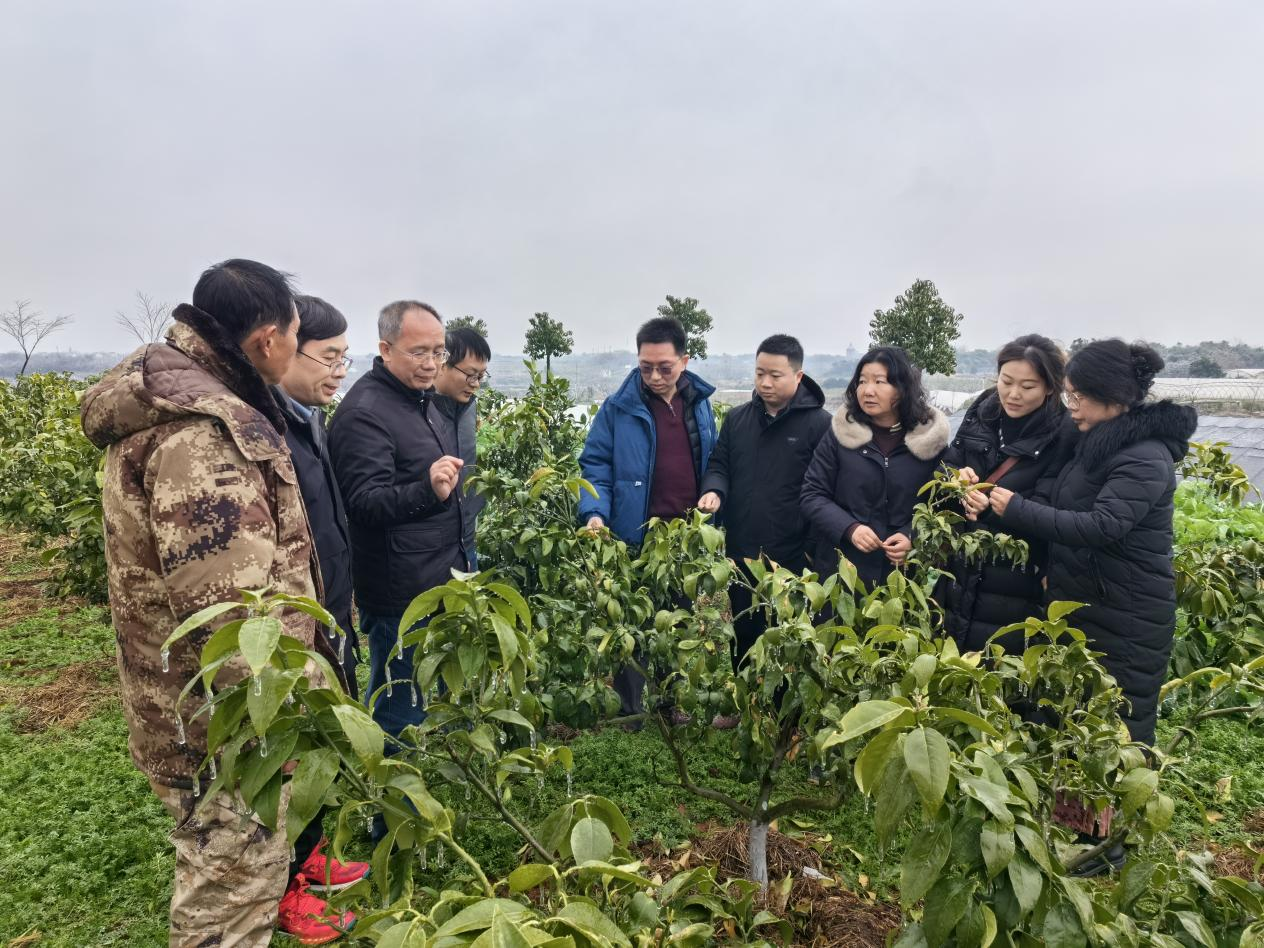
[869, 279, 963, 375]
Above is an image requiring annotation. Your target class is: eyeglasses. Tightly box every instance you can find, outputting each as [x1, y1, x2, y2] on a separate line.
[391, 345, 448, 366]
[448, 364, 491, 385]
[299, 350, 354, 374]
[638, 358, 682, 379]
[1061, 390, 1084, 408]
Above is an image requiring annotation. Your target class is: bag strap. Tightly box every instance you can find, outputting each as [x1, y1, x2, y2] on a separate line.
[985, 454, 1020, 485]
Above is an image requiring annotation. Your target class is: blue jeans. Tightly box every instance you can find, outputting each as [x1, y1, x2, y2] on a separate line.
[362, 610, 426, 740]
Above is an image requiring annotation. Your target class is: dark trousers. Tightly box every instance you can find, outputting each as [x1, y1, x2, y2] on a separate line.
[322, 616, 360, 702]
[288, 809, 326, 880]
[362, 610, 426, 738]
[727, 578, 766, 668]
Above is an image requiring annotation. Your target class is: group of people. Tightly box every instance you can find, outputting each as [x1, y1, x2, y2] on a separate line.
[83, 257, 1198, 945]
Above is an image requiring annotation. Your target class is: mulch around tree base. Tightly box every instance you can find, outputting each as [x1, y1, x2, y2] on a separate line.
[635, 823, 900, 947]
[0, 656, 117, 732]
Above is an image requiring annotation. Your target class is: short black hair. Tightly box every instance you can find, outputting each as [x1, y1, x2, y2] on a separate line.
[192, 258, 296, 343]
[636, 316, 687, 356]
[845, 345, 933, 430]
[756, 334, 804, 369]
[445, 326, 491, 365]
[294, 295, 348, 348]
[1067, 339, 1164, 408]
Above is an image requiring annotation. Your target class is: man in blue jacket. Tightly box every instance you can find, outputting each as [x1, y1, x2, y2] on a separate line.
[578, 316, 718, 714]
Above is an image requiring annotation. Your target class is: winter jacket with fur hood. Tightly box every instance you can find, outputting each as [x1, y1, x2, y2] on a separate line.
[800, 407, 950, 586]
[80, 306, 324, 789]
[997, 399, 1198, 745]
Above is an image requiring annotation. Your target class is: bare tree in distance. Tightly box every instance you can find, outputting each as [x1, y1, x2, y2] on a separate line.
[1, 300, 74, 376]
[116, 291, 172, 345]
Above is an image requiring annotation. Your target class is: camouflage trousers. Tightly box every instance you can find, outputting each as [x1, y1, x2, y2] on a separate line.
[149, 778, 292, 948]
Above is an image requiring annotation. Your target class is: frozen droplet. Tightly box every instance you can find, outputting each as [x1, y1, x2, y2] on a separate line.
[259, 736, 269, 758]
[208, 757, 217, 780]
[192, 780, 200, 798]
[513, 698, 521, 711]
[498, 730, 507, 746]
[411, 684, 418, 708]
[289, 845, 297, 862]
[340, 632, 348, 664]
[175, 715, 186, 745]
[529, 731, 537, 751]
[253, 676, 262, 697]
[419, 845, 428, 870]
[565, 771, 573, 799]
[160, 649, 170, 673]
[536, 773, 545, 790]
[386, 678, 393, 698]
[465, 784, 472, 801]
[436, 847, 446, 869]
[284, 693, 293, 706]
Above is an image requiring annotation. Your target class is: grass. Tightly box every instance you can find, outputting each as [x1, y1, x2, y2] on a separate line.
[3, 534, 1264, 946]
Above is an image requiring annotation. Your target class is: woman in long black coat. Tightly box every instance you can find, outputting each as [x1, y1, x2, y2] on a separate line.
[990, 340, 1198, 746]
[941, 335, 1078, 652]
[801, 346, 949, 588]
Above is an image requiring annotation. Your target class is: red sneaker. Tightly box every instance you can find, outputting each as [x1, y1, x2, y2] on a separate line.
[299, 838, 370, 893]
[278, 873, 354, 945]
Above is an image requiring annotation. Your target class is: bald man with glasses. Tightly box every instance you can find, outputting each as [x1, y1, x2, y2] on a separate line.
[329, 300, 467, 749]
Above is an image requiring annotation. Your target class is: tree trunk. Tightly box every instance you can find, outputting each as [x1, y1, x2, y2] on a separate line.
[747, 818, 770, 890]
[545, 352, 552, 377]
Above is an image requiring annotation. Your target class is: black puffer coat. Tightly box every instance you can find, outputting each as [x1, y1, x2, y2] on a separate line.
[800, 407, 949, 586]
[699, 375, 831, 570]
[998, 400, 1198, 745]
[939, 390, 1078, 652]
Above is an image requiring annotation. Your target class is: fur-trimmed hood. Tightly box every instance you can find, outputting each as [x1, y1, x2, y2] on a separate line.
[831, 405, 950, 460]
[1077, 399, 1198, 471]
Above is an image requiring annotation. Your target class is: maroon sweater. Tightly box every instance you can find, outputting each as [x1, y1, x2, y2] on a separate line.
[647, 390, 697, 520]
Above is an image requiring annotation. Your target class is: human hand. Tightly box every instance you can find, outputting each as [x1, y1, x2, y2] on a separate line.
[697, 492, 721, 514]
[429, 455, 465, 501]
[883, 532, 912, 564]
[962, 489, 989, 521]
[989, 486, 1015, 517]
[585, 516, 606, 533]
[850, 524, 882, 553]
[957, 466, 980, 485]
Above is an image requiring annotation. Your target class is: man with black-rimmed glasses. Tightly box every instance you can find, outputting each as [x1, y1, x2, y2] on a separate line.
[329, 300, 466, 742]
[433, 326, 492, 569]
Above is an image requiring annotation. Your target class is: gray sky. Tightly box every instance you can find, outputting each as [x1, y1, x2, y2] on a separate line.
[2, 1, 1261, 355]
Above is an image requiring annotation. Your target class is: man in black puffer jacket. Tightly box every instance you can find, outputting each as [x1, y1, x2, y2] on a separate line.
[991, 341, 1198, 746]
[698, 335, 831, 664]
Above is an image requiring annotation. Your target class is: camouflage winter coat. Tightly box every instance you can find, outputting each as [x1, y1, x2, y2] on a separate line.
[81, 306, 321, 789]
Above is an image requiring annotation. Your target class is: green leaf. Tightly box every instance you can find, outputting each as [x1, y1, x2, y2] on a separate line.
[331, 703, 384, 763]
[388, 772, 452, 832]
[570, 816, 613, 864]
[1006, 852, 1042, 917]
[1042, 901, 1086, 948]
[1046, 601, 1085, 623]
[568, 861, 654, 887]
[239, 615, 283, 676]
[981, 820, 1015, 879]
[435, 899, 534, 937]
[922, 876, 974, 948]
[488, 708, 534, 731]
[958, 774, 1017, 827]
[162, 600, 243, 653]
[579, 796, 633, 845]
[854, 728, 901, 794]
[246, 666, 300, 739]
[1117, 767, 1159, 815]
[900, 819, 951, 906]
[824, 700, 908, 749]
[470, 910, 534, 948]
[1174, 911, 1216, 948]
[903, 727, 950, 813]
[490, 613, 520, 667]
[1014, 824, 1052, 874]
[1116, 860, 1155, 912]
[934, 706, 1002, 738]
[554, 903, 632, 948]
[890, 923, 928, 948]
[287, 748, 339, 840]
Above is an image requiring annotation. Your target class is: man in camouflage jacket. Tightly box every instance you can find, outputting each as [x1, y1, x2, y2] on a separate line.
[81, 259, 343, 947]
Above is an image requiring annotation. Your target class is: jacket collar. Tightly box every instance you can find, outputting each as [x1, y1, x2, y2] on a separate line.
[751, 373, 826, 416]
[831, 405, 950, 460]
[1076, 400, 1198, 471]
[369, 356, 432, 405]
[612, 367, 715, 414]
[432, 391, 475, 421]
[965, 388, 1067, 458]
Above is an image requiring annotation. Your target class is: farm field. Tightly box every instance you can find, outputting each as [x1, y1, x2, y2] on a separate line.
[3, 369, 1264, 946]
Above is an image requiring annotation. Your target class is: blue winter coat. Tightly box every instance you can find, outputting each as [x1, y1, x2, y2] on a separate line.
[578, 368, 718, 545]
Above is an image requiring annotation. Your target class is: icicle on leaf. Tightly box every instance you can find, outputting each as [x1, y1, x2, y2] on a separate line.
[253, 676, 262, 697]
[419, 845, 428, 870]
[411, 684, 419, 708]
[566, 771, 573, 799]
[260, 735, 269, 758]
[175, 714, 187, 745]
[160, 649, 170, 674]
[209, 757, 217, 780]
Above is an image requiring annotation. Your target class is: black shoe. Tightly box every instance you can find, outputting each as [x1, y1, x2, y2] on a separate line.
[1070, 841, 1126, 877]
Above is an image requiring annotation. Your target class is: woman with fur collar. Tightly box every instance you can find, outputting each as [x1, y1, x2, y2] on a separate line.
[801, 346, 949, 587]
[989, 340, 1198, 748]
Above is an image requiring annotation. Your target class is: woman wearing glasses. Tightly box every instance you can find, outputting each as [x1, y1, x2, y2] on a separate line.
[940, 335, 1077, 653]
[988, 340, 1197, 747]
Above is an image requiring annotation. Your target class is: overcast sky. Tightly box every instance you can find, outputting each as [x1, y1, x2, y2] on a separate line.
[2, 1, 1261, 356]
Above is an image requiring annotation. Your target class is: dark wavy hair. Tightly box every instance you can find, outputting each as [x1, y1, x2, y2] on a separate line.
[294, 295, 347, 347]
[845, 346, 932, 430]
[1067, 339, 1164, 408]
[982, 334, 1067, 424]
